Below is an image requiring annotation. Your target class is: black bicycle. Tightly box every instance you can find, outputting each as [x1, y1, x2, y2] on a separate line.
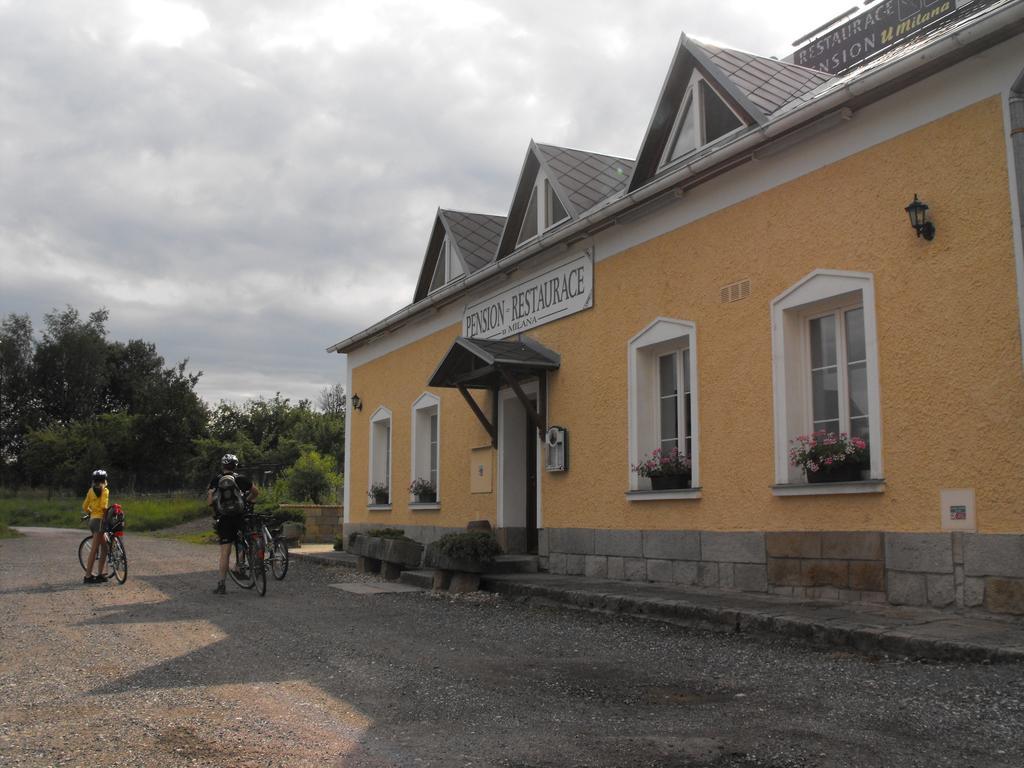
[78, 506, 128, 584]
[226, 512, 266, 596]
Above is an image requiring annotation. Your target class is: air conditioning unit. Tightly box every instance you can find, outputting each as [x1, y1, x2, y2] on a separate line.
[544, 426, 568, 472]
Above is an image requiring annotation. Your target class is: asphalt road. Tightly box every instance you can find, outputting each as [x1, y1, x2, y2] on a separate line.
[2, 527, 1023, 768]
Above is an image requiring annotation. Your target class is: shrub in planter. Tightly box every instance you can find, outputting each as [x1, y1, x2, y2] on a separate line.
[368, 483, 389, 505]
[409, 477, 437, 503]
[436, 531, 502, 565]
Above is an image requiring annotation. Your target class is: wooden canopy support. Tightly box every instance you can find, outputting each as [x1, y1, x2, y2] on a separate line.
[457, 384, 497, 449]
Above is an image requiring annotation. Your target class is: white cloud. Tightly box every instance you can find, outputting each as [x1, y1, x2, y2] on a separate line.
[126, 0, 210, 48]
[0, 0, 857, 404]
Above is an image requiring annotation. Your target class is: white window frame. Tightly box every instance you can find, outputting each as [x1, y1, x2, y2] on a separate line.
[771, 270, 884, 491]
[660, 71, 744, 169]
[627, 318, 701, 498]
[369, 406, 392, 505]
[410, 393, 441, 505]
[517, 171, 570, 247]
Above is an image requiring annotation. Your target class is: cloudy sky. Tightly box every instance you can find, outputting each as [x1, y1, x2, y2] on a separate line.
[0, 0, 853, 407]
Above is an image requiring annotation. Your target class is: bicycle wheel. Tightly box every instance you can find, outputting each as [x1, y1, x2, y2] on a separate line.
[254, 551, 266, 596]
[109, 537, 128, 584]
[78, 536, 93, 571]
[227, 540, 255, 589]
[270, 540, 289, 580]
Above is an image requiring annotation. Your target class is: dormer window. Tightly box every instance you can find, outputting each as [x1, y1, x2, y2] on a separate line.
[516, 174, 570, 246]
[428, 236, 465, 293]
[663, 74, 743, 165]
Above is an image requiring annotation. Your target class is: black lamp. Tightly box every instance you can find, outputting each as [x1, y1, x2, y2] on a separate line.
[351, 394, 362, 411]
[905, 194, 935, 240]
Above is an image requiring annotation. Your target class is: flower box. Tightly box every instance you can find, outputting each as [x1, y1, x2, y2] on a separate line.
[790, 431, 868, 485]
[806, 462, 866, 484]
[409, 478, 436, 504]
[650, 474, 692, 491]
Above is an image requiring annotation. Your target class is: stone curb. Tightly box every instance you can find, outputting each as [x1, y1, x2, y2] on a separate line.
[481, 576, 1024, 664]
[292, 550, 358, 568]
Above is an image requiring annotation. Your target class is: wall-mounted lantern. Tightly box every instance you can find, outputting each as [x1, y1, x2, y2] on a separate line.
[904, 194, 935, 241]
[351, 394, 362, 411]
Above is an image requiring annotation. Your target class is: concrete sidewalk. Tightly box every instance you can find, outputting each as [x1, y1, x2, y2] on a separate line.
[291, 545, 1024, 663]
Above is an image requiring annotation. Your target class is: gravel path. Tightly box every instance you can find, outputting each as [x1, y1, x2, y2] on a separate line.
[2, 527, 1023, 768]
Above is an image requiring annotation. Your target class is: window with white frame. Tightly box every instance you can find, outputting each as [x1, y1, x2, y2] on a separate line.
[411, 393, 440, 501]
[516, 173, 570, 246]
[369, 406, 392, 502]
[662, 74, 743, 167]
[428, 236, 465, 293]
[771, 271, 882, 485]
[628, 318, 700, 490]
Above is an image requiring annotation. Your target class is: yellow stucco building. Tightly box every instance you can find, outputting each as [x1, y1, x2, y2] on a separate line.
[331, 2, 1024, 614]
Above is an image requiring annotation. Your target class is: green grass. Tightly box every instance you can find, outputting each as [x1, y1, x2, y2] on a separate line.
[174, 530, 219, 545]
[0, 491, 209, 533]
[0, 523, 23, 539]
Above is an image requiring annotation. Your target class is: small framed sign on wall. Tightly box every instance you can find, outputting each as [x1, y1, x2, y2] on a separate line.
[940, 488, 976, 532]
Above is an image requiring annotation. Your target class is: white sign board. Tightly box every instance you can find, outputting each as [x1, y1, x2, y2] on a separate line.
[463, 251, 593, 340]
[940, 488, 976, 532]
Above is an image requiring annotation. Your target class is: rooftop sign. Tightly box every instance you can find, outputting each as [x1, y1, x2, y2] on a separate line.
[463, 251, 593, 340]
[791, 0, 958, 75]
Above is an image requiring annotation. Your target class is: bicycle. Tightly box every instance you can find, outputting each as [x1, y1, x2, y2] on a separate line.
[225, 511, 266, 596]
[254, 512, 289, 581]
[78, 505, 128, 584]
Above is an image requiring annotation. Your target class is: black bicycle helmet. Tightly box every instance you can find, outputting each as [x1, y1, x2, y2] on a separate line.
[92, 469, 108, 482]
[221, 453, 239, 470]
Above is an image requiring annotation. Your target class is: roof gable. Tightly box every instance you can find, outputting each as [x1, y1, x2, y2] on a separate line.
[412, 208, 505, 302]
[628, 32, 832, 192]
[496, 140, 634, 259]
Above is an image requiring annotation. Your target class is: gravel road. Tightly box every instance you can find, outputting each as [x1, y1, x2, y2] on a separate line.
[2, 527, 1023, 768]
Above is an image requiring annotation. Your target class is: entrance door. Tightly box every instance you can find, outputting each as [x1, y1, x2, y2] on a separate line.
[524, 400, 538, 554]
[499, 384, 540, 555]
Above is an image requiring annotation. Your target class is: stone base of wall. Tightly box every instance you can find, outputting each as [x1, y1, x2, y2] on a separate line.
[278, 504, 343, 543]
[542, 528, 1024, 616]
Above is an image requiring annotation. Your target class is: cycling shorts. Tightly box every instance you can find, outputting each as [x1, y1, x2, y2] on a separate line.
[214, 514, 244, 545]
[88, 518, 103, 535]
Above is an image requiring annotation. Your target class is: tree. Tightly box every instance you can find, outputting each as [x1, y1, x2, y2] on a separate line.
[0, 314, 38, 477]
[33, 307, 110, 426]
[280, 450, 341, 504]
[318, 383, 346, 416]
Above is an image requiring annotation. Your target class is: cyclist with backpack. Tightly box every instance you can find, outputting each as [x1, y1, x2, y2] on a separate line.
[82, 469, 110, 584]
[208, 453, 259, 595]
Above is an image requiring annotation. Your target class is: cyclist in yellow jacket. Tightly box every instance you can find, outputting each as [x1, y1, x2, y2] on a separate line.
[82, 469, 110, 584]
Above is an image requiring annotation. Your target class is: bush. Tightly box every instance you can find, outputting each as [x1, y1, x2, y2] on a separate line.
[435, 531, 502, 564]
[280, 450, 341, 505]
[348, 527, 408, 546]
[333, 534, 345, 551]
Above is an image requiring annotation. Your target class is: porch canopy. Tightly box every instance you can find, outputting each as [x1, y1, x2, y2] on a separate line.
[428, 336, 560, 447]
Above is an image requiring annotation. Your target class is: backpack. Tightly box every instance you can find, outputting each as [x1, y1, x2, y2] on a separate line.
[214, 473, 246, 517]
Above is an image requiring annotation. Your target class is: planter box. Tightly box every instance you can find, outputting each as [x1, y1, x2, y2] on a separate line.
[348, 534, 424, 580]
[650, 474, 691, 491]
[423, 542, 487, 574]
[806, 462, 866, 484]
[280, 521, 304, 543]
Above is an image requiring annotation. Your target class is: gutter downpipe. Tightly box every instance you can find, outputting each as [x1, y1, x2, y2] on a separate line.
[329, 3, 1024, 355]
[1010, 67, 1024, 370]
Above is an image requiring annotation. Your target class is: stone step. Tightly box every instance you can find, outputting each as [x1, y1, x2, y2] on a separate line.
[400, 569, 435, 589]
[488, 555, 540, 574]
